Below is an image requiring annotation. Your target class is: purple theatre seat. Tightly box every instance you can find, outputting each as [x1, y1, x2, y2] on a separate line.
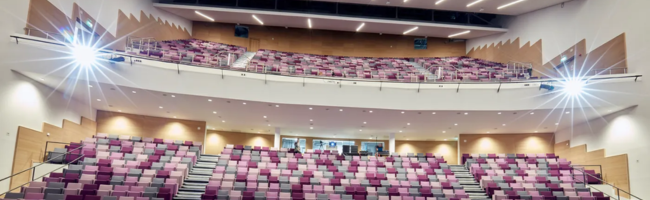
[65, 195, 84, 200]
[79, 184, 98, 196]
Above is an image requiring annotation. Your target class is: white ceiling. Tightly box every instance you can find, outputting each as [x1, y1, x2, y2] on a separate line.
[317, 0, 571, 15]
[155, 4, 508, 39]
[20, 71, 626, 141]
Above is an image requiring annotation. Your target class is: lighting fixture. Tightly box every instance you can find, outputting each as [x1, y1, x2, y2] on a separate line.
[88, 85, 93, 88]
[268, 124, 271, 126]
[132, 91, 136, 93]
[444, 139, 447, 141]
[401, 111, 405, 114]
[464, 112, 468, 115]
[307, 19, 312, 28]
[466, 0, 483, 7]
[310, 127, 313, 129]
[403, 27, 418, 35]
[555, 123, 559, 125]
[263, 116, 267, 118]
[222, 120, 225, 123]
[534, 131, 538, 133]
[213, 111, 217, 114]
[159, 106, 163, 109]
[356, 23, 365, 32]
[171, 95, 175, 97]
[118, 110, 122, 112]
[449, 30, 471, 38]
[242, 102, 247, 105]
[562, 80, 586, 96]
[195, 11, 215, 21]
[442, 131, 446, 133]
[208, 99, 212, 102]
[435, 0, 444, 5]
[530, 112, 534, 115]
[498, 112, 502, 115]
[363, 122, 367, 124]
[339, 109, 343, 112]
[310, 119, 313, 122]
[432, 112, 436, 114]
[399, 130, 403, 133]
[252, 15, 264, 25]
[309, 107, 313, 110]
[369, 110, 373, 113]
[96, 99, 101, 101]
[359, 129, 363, 132]
[454, 123, 458, 126]
[173, 116, 177, 118]
[502, 124, 506, 126]
[407, 123, 411, 125]
[498, 0, 525, 9]
[72, 44, 98, 67]
[275, 105, 279, 107]
[565, 111, 570, 114]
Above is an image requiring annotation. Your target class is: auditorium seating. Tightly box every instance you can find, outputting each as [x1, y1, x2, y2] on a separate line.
[415, 57, 536, 82]
[128, 39, 246, 68]
[29, 133, 204, 200]
[193, 144, 472, 200]
[248, 49, 427, 82]
[462, 153, 605, 199]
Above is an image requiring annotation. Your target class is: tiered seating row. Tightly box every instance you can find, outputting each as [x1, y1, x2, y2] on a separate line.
[129, 39, 246, 68]
[415, 57, 535, 82]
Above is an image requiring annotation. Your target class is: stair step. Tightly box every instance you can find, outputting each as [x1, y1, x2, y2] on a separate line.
[183, 182, 208, 186]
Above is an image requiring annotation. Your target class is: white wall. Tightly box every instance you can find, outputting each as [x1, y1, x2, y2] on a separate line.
[468, 0, 650, 198]
[0, 1, 95, 192]
[48, 0, 192, 36]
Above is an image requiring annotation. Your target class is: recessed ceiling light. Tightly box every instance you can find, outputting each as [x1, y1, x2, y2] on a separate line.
[359, 129, 363, 132]
[310, 119, 313, 122]
[401, 111, 405, 114]
[263, 116, 267, 118]
[310, 127, 313, 129]
[466, 0, 483, 7]
[40, 78, 44, 81]
[212, 128, 216, 130]
[159, 106, 163, 109]
[339, 109, 343, 112]
[530, 112, 534, 115]
[117, 110, 122, 112]
[275, 105, 279, 107]
[498, 112, 502, 115]
[132, 91, 136, 93]
[555, 123, 559, 125]
[173, 116, 177, 118]
[363, 122, 367, 124]
[442, 131, 446, 133]
[369, 110, 373, 113]
[565, 111, 570, 114]
[195, 11, 215, 21]
[257, 131, 260, 133]
[88, 85, 93, 88]
[449, 30, 471, 38]
[487, 132, 490, 133]
[171, 95, 175, 97]
[498, 0, 526, 9]
[268, 124, 271, 126]
[502, 124, 506, 126]
[403, 27, 418, 35]
[444, 139, 447, 141]
[534, 131, 538, 133]
[307, 18, 312, 28]
[369, 137, 372, 139]
[213, 111, 217, 114]
[432, 112, 436, 114]
[356, 23, 365, 32]
[96, 99, 101, 101]
[435, 0, 444, 5]
[406, 139, 409, 140]
[252, 15, 264, 25]
[222, 120, 226, 123]
[407, 123, 411, 125]
[309, 107, 313, 110]
[464, 112, 468, 115]
[208, 99, 212, 102]
[242, 102, 247, 105]
[399, 130, 403, 133]
[454, 123, 458, 126]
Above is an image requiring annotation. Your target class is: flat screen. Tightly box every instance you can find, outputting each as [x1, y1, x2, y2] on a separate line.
[235, 25, 249, 38]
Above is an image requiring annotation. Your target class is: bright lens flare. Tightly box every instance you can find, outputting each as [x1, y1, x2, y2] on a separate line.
[72, 44, 97, 67]
[561, 80, 585, 96]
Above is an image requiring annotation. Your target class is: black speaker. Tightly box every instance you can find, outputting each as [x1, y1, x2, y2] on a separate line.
[235, 25, 249, 38]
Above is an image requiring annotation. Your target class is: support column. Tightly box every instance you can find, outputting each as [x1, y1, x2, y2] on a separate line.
[274, 127, 281, 148]
[389, 133, 396, 155]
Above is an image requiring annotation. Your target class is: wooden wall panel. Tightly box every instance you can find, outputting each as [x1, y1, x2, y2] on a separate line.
[467, 38, 544, 77]
[395, 141, 458, 165]
[582, 33, 627, 75]
[10, 117, 97, 192]
[459, 133, 555, 155]
[554, 141, 630, 197]
[541, 39, 587, 78]
[205, 131, 275, 155]
[193, 22, 467, 58]
[26, 0, 191, 51]
[95, 111, 206, 144]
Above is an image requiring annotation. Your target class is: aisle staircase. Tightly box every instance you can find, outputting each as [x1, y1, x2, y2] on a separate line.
[408, 61, 436, 81]
[450, 165, 490, 200]
[175, 154, 219, 200]
[232, 52, 256, 69]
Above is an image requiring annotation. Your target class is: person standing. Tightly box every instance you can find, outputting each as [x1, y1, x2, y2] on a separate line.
[294, 139, 301, 153]
[376, 143, 384, 157]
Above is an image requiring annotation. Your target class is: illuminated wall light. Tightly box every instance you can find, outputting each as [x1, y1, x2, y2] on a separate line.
[252, 15, 264, 25]
[403, 27, 418, 35]
[208, 99, 212, 102]
[307, 19, 312, 28]
[195, 11, 215, 21]
[448, 30, 471, 38]
[356, 23, 365, 32]
[369, 110, 373, 113]
[497, 0, 525, 10]
[466, 0, 484, 7]
[435, 0, 444, 5]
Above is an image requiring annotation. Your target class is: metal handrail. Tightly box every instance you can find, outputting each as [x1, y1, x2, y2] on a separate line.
[571, 166, 640, 200]
[0, 144, 85, 195]
[10, 34, 642, 86]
